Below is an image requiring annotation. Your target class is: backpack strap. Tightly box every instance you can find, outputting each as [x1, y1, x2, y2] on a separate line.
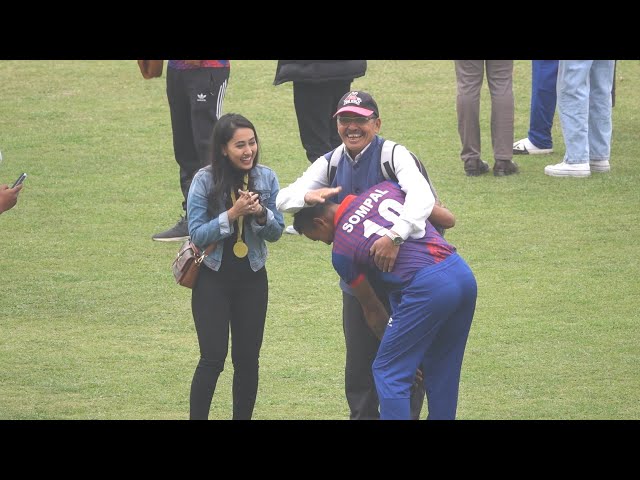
[381, 140, 446, 236]
[409, 151, 439, 201]
[380, 140, 398, 182]
[382, 140, 441, 206]
[327, 145, 344, 185]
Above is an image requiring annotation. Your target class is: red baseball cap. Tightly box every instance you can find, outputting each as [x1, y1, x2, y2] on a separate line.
[333, 91, 379, 118]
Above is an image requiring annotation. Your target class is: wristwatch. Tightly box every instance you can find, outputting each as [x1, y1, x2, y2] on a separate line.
[385, 230, 404, 246]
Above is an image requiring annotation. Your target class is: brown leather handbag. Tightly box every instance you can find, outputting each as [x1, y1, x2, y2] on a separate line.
[137, 60, 164, 79]
[172, 240, 216, 289]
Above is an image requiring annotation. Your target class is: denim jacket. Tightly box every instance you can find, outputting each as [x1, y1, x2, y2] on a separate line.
[187, 164, 285, 272]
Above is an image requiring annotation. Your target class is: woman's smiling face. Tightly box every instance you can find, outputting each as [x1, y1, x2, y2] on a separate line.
[223, 127, 257, 171]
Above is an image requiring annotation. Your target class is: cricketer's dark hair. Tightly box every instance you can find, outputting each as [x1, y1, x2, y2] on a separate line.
[292, 203, 331, 235]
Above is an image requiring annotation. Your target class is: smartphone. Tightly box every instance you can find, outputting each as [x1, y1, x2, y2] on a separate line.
[12, 172, 27, 188]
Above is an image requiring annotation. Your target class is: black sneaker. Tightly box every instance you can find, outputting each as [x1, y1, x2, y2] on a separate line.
[152, 215, 189, 242]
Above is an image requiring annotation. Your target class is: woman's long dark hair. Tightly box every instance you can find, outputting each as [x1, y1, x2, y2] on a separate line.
[207, 113, 260, 214]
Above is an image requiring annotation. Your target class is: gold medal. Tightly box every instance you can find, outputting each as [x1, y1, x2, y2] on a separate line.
[233, 241, 249, 258]
[230, 173, 250, 259]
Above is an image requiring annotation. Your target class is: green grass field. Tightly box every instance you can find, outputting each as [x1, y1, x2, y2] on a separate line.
[1, 60, 638, 420]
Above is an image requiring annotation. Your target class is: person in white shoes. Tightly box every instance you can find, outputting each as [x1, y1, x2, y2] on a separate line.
[513, 60, 558, 156]
[545, 60, 615, 178]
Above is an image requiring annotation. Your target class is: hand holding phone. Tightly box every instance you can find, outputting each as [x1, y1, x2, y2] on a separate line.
[12, 173, 27, 188]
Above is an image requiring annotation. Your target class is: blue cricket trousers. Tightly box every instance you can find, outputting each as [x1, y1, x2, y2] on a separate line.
[373, 253, 477, 420]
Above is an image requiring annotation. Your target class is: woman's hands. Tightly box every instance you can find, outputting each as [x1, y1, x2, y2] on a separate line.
[228, 190, 265, 223]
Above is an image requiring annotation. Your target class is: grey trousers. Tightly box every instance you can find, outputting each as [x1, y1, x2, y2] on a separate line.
[455, 60, 514, 163]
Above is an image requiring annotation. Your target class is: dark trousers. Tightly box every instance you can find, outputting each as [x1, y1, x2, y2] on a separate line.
[293, 80, 352, 163]
[189, 260, 268, 420]
[343, 290, 426, 420]
[167, 67, 229, 211]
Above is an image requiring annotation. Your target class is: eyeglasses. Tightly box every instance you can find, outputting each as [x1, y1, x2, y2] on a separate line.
[337, 116, 377, 126]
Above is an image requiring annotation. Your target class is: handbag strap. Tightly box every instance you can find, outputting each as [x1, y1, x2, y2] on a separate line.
[195, 242, 217, 264]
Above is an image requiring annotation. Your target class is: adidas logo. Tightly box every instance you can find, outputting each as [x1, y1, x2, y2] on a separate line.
[196, 93, 207, 102]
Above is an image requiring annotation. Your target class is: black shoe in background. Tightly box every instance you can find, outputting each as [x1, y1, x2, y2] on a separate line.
[152, 215, 189, 242]
[493, 159, 520, 177]
[464, 158, 490, 177]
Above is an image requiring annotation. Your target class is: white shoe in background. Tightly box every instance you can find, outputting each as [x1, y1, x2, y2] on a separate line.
[513, 137, 553, 155]
[544, 161, 591, 177]
[589, 160, 611, 173]
[285, 225, 299, 235]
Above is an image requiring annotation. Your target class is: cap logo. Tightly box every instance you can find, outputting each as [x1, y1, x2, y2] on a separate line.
[342, 92, 362, 107]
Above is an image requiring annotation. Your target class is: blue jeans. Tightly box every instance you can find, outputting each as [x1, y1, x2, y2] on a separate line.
[528, 60, 558, 150]
[557, 60, 615, 165]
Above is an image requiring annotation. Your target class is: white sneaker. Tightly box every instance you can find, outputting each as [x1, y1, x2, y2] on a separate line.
[544, 161, 591, 177]
[590, 160, 611, 173]
[285, 225, 299, 235]
[513, 137, 554, 155]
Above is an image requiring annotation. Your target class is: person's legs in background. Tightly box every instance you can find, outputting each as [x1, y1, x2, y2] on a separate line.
[486, 60, 519, 176]
[545, 60, 592, 177]
[454, 60, 490, 177]
[528, 60, 558, 151]
[514, 60, 558, 155]
[286, 79, 352, 235]
[587, 60, 615, 173]
[293, 80, 352, 163]
[153, 68, 228, 241]
[152, 67, 193, 241]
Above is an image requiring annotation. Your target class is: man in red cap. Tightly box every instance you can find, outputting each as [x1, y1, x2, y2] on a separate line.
[277, 91, 452, 419]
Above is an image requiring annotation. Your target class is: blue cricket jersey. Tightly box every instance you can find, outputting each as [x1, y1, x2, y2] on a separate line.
[332, 181, 456, 291]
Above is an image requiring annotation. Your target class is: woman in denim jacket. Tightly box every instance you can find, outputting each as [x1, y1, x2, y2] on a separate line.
[186, 113, 284, 420]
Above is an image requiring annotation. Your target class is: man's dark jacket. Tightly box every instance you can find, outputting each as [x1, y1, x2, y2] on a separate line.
[273, 60, 367, 85]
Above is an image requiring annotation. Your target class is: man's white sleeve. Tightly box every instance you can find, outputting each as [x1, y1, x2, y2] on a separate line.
[391, 145, 435, 240]
[275, 156, 331, 213]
